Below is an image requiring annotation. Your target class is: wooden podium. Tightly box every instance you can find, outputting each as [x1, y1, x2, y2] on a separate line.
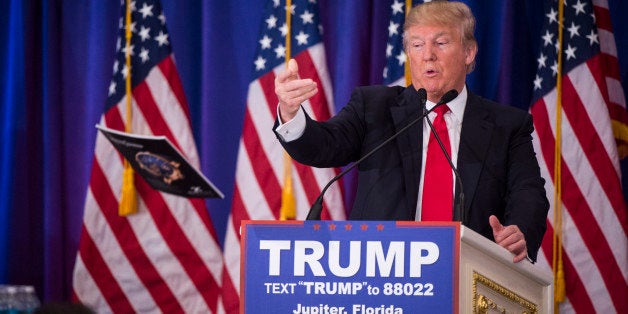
[459, 226, 553, 313]
[240, 221, 553, 313]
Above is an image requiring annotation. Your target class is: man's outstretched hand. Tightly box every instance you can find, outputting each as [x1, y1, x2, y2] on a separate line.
[274, 59, 318, 122]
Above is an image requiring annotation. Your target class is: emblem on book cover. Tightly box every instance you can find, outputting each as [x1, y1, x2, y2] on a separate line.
[135, 151, 184, 185]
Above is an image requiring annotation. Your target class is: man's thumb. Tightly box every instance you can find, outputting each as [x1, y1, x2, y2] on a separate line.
[489, 215, 503, 232]
[288, 59, 299, 76]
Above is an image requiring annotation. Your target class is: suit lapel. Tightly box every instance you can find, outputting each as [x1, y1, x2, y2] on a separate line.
[387, 88, 495, 221]
[390, 86, 422, 218]
[458, 93, 494, 220]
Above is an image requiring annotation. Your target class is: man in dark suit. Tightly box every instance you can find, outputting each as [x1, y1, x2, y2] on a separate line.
[273, 1, 548, 263]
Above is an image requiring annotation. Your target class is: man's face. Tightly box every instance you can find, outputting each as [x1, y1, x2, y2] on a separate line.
[405, 24, 476, 103]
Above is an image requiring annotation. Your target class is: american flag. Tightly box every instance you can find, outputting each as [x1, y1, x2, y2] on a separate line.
[383, 0, 424, 86]
[530, 0, 628, 312]
[72, 0, 224, 312]
[221, 0, 346, 312]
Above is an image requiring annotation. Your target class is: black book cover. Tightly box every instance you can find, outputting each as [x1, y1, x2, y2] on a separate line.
[96, 125, 224, 199]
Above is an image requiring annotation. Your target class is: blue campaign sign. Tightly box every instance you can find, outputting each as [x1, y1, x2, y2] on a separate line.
[240, 221, 460, 314]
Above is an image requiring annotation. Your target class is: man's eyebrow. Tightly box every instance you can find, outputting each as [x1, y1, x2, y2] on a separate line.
[433, 31, 451, 39]
[409, 30, 451, 41]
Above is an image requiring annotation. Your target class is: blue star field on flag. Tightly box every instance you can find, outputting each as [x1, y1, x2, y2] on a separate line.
[532, 0, 599, 100]
[383, 0, 425, 86]
[107, 0, 171, 110]
[252, 0, 323, 79]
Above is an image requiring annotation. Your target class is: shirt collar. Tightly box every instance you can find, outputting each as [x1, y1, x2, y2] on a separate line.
[425, 86, 467, 118]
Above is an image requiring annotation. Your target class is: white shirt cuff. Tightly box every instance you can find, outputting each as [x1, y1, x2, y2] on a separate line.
[275, 106, 306, 142]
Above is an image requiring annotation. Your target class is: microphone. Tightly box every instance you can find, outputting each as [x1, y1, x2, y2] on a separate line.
[422, 90, 466, 224]
[306, 88, 436, 220]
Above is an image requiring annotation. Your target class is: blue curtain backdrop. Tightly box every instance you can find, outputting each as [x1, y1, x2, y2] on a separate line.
[1, 0, 627, 302]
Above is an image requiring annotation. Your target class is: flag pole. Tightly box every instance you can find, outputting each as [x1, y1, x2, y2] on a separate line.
[280, 0, 297, 220]
[403, 0, 412, 86]
[119, 0, 138, 216]
[552, 0, 566, 309]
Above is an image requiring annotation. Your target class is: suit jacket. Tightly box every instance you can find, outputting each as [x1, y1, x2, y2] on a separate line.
[275, 85, 549, 261]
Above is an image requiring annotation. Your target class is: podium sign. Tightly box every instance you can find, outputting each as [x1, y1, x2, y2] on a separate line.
[241, 221, 460, 313]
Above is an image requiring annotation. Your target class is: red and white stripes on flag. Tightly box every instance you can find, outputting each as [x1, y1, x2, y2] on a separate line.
[530, 0, 628, 312]
[221, 1, 346, 312]
[72, 1, 224, 312]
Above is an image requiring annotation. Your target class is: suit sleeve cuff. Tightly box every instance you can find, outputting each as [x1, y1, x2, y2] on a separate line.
[275, 106, 306, 142]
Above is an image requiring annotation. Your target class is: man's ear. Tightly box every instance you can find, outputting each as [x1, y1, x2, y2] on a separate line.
[465, 42, 478, 72]
[468, 43, 478, 61]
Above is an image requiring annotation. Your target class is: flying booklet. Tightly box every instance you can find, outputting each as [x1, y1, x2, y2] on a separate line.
[96, 125, 224, 199]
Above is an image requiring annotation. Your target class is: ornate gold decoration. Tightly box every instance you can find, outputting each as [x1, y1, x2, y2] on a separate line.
[476, 294, 506, 313]
[472, 271, 538, 314]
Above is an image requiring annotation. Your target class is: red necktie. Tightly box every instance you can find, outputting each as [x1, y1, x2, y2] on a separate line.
[421, 105, 453, 221]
